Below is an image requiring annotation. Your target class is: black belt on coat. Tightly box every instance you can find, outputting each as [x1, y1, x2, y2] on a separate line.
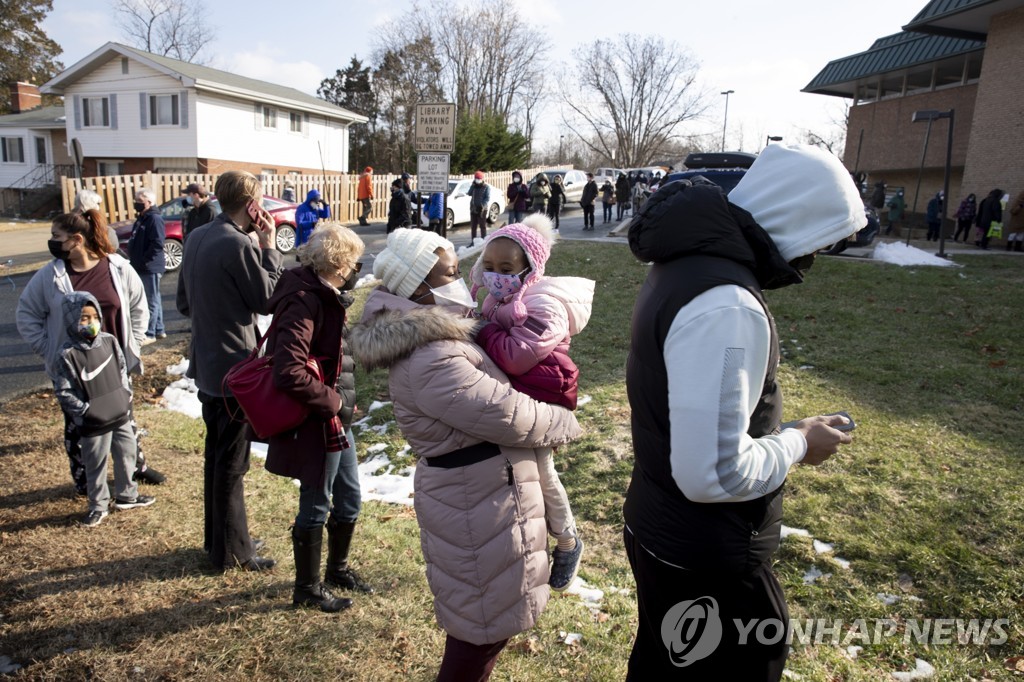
[425, 441, 502, 468]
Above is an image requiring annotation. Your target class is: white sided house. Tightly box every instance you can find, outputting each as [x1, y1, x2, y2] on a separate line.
[41, 42, 367, 178]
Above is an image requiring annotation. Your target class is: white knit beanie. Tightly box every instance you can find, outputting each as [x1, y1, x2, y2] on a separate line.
[373, 228, 454, 299]
[729, 144, 866, 261]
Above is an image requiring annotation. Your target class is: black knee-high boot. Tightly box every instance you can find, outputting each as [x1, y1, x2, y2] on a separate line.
[324, 517, 375, 593]
[292, 526, 352, 612]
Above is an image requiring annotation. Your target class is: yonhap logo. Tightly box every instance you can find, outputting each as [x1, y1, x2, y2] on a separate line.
[660, 596, 723, 667]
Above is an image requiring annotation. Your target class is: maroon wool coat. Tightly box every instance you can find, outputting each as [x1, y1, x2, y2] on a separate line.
[263, 265, 346, 485]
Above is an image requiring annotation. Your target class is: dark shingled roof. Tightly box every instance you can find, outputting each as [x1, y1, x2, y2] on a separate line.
[0, 105, 66, 128]
[802, 31, 984, 96]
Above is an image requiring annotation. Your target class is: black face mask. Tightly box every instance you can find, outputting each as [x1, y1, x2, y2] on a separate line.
[789, 253, 816, 277]
[133, 201, 146, 213]
[48, 238, 69, 261]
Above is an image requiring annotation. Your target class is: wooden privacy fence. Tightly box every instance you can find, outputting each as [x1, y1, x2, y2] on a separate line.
[60, 166, 564, 226]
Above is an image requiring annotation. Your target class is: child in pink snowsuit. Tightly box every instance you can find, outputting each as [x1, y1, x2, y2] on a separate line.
[470, 214, 594, 591]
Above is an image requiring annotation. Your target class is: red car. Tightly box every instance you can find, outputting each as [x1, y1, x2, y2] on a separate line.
[115, 195, 299, 271]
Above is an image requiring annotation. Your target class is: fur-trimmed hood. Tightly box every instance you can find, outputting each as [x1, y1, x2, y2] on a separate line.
[349, 287, 480, 371]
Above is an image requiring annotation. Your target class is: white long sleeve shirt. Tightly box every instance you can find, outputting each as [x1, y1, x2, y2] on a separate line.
[664, 284, 807, 503]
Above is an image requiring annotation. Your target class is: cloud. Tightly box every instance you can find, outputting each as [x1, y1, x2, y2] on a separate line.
[219, 48, 325, 96]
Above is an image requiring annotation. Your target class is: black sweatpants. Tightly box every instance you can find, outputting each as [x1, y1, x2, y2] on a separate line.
[624, 526, 788, 681]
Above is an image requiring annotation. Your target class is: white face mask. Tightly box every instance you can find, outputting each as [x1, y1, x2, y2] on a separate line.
[429, 279, 476, 310]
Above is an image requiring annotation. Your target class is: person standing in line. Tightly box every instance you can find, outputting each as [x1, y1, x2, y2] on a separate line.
[885, 189, 905, 236]
[387, 178, 411, 233]
[468, 170, 492, 243]
[357, 167, 374, 226]
[264, 223, 373, 612]
[1005, 188, 1024, 252]
[425, 191, 445, 236]
[176, 170, 283, 572]
[53, 292, 156, 527]
[975, 188, 1004, 250]
[282, 182, 297, 203]
[546, 174, 566, 231]
[182, 183, 217, 241]
[530, 172, 551, 215]
[622, 144, 858, 681]
[870, 179, 887, 211]
[953, 193, 977, 243]
[600, 179, 615, 224]
[580, 172, 598, 231]
[349, 228, 582, 681]
[73, 190, 119, 252]
[615, 173, 630, 221]
[925, 191, 944, 241]
[126, 188, 166, 343]
[296, 189, 330, 248]
[506, 171, 530, 224]
[17, 211, 166, 493]
[401, 172, 422, 228]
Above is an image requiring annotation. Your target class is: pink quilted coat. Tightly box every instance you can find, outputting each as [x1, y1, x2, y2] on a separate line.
[349, 288, 583, 645]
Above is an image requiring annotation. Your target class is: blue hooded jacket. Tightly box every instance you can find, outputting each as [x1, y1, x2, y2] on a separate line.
[425, 192, 445, 221]
[296, 189, 330, 235]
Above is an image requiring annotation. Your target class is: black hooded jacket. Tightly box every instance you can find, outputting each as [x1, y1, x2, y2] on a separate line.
[624, 179, 802, 574]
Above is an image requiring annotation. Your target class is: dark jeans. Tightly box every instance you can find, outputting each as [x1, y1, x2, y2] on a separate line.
[437, 634, 508, 682]
[470, 212, 487, 241]
[295, 428, 361, 529]
[926, 220, 941, 241]
[624, 526, 788, 682]
[508, 209, 525, 224]
[603, 202, 613, 222]
[199, 391, 255, 570]
[359, 198, 371, 221]
[582, 204, 595, 228]
[953, 219, 973, 242]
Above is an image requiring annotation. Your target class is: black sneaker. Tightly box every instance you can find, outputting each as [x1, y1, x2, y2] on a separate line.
[549, 537, 584, 592]
[79, 510, 108, 527]
[114, 495, 156, 510]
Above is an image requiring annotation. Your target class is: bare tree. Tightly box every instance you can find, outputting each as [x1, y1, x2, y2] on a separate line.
[113, 0, 212, 63]
[562, 35, 709, 167]
[802, 101, 850, 160]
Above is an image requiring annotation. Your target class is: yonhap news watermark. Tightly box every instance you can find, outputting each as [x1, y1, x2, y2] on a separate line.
[661, 597, 1009, 667]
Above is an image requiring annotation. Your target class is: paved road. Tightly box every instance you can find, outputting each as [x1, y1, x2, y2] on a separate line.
[0, 206, 628, 402]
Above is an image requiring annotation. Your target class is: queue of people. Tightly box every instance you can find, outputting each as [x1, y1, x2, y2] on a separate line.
[15, 145, 883, 681]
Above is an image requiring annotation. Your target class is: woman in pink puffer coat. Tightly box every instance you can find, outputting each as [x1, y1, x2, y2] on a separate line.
[349, 228, 582, 682]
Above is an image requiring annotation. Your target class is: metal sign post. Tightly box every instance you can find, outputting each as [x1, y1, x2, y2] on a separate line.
[415, 103, 456, 236]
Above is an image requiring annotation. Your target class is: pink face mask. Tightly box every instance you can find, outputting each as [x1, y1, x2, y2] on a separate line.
[481, 268, 528, 300]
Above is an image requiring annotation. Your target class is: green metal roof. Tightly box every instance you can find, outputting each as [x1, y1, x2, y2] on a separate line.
[802, 31, 984, 96]
[904, 0, 1023, 38]
[0, 105, 65, 128]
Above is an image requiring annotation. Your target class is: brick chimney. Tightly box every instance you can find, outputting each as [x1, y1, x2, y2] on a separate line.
[9, 82, 42, 114]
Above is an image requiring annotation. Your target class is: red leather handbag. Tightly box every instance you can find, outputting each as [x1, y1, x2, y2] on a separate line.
[223, 317, 323, 440]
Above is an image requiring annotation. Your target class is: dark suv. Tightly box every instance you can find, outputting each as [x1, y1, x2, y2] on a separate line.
[661, 152, 758, 196]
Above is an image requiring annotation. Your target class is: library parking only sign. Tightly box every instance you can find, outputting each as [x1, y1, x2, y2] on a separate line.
[415, 103, 456, 153]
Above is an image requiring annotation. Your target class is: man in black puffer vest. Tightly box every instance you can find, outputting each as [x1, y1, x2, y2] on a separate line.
[623, 144, 864, 681]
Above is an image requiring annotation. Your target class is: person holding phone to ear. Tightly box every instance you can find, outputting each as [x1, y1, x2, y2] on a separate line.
[177, 170, 284, 573]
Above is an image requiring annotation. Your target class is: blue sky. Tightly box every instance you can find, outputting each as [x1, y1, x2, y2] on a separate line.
[43, 0, 929, 154]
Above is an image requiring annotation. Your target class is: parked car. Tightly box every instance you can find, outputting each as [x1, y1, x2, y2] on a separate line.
[528, 169, 588, 208]
[592, 167, 625, 189]
[114, 195, 299, 271]
[660, 152, 758, 196]
[422, 179, 506, 231]
[822, 206, 880, 255]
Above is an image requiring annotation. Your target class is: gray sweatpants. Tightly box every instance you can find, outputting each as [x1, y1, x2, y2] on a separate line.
[82, 420, 138, 512]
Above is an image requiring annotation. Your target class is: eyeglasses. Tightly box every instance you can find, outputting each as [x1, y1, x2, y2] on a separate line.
[353, 261, 363, 274]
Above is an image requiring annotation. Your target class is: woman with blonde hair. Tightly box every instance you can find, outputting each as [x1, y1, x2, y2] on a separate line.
[264, 222, 373, 612]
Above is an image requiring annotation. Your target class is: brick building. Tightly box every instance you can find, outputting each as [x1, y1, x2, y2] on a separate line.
[804, 0, 1024, 223]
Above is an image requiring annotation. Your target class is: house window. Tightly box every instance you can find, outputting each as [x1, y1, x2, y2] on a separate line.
[34, 137, 46, 164]
[263, 106, 277, 128]
[149, 94, 180, 126]
[82, 97, 110, 127]
[289, 111, 302, 133]
[97, 160, 124, 176]
[1, 137, 25, 163]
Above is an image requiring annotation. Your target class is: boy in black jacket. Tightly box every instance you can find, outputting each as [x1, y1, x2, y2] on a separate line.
[54, 292, 156, 527]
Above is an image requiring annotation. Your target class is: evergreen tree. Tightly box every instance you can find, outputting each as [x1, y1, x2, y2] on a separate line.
[0, 0, 63, 113]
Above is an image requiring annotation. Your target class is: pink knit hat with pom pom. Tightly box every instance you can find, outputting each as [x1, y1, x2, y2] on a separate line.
[470, 213, 556, 323]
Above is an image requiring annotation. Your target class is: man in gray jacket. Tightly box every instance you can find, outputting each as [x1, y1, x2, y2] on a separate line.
[176, 170, 283, 572]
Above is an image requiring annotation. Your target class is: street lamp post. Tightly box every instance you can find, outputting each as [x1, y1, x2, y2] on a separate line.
[911, 109, 955, 258]
[765, 135, 783, 149]
[720, 90, 734, 152]
[559, 135, 564, 163]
